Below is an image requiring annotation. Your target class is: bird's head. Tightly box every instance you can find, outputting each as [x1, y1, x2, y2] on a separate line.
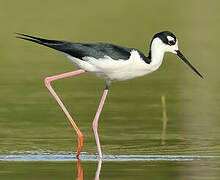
[150, 31, 203, 79]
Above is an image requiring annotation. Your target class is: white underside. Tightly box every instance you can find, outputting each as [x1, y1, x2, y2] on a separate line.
[63, 44, 165, 83]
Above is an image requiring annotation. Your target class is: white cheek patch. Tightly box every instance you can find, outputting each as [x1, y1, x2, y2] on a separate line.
[167, 36, 174, 41]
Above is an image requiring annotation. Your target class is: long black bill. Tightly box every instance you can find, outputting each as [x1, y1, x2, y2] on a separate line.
[176, 50, 203, 79]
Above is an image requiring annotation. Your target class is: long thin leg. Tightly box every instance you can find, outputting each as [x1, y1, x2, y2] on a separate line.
[92, 85, 109, 158]
[44, 69, 85, 158]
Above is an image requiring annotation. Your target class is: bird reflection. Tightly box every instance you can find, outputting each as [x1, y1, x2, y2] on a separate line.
[77, 159, 83, 180]
[94, 158, 102, 180]
[76, 158, 102, 180]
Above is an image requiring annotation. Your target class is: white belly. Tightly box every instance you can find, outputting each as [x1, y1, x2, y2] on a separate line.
[64, 50, 154, 82]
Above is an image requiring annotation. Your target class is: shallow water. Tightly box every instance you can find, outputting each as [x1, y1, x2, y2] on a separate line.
[1, 153, 220, 180]
[1, 152, 220, 180]
[1, 0, 220, 179]
[2, 152, 220, 161]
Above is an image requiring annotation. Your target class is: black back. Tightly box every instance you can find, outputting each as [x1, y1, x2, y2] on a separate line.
[16, 33, 151, 64]
[58, 42, 132, 60]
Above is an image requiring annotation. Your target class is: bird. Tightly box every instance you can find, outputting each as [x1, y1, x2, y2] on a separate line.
[16, 31, 203, 159]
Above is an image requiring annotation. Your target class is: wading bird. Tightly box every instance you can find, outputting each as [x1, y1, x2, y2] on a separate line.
[16, 31, 203, 158]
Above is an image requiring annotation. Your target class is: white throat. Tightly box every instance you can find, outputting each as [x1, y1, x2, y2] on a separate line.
[149, 38, 166, 71]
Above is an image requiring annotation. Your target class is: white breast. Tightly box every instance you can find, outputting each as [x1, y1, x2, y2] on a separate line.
[63, 50, 157, 82]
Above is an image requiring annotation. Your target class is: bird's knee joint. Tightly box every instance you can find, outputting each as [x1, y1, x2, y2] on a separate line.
[79, 133, 83, 139]
[44, 77, 52, 87]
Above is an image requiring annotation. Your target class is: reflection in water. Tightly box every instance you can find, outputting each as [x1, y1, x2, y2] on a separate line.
[2, 153, 220, 161]
[1, 153, 220, 179]
[161, 95, 168, 145]
[77, 159, 83, 180]
[94, 159, 102, 180]
[76, 158, 102, 180]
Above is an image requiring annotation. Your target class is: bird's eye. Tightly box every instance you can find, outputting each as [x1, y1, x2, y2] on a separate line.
[168, 40, 175, 46]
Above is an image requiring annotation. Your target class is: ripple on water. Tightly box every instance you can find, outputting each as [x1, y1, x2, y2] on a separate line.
[0, 151, 220, 162]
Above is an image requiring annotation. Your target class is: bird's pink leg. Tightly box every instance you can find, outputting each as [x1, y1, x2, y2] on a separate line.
[93, 86, 109, 158]
[44, 69, 85, 158]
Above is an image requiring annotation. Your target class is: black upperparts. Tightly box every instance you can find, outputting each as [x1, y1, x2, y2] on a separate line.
[16, 33, 151, 64]
[77, 43, 132, 60]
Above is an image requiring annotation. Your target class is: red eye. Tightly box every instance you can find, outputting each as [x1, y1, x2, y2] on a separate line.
[168, 40, 175, 45]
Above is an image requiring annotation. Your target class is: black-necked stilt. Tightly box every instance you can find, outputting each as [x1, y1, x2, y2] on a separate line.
[16, 31, 203, 158]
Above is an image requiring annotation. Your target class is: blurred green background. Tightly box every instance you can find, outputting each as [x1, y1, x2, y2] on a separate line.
[1, 0, 220, 179]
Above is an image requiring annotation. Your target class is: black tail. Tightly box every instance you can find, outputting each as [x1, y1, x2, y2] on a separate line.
[16, 33, 93, 59]
[15, 33, 65, 49]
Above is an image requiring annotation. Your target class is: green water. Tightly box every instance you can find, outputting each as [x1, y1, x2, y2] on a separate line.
[1, 159, 220, 180]
[1, 0, 220, 179]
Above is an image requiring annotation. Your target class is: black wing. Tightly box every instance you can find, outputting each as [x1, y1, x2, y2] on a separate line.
[16, 33, 133, 60]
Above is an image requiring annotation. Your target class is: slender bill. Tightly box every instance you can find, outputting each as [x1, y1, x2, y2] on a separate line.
[176, 50, 203, 79]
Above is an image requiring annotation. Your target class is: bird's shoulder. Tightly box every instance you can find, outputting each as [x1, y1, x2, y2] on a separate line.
[61, 42, 133, 60]
[62, 42, 150, 64]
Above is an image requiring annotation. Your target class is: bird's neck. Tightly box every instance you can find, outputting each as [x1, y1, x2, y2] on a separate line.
[148, 39, 165, 71]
